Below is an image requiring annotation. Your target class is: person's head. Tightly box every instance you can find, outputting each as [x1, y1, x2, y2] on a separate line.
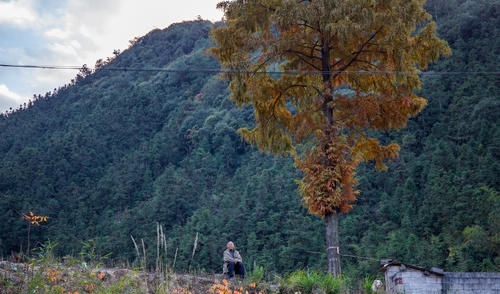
[227, 241, 235, 250]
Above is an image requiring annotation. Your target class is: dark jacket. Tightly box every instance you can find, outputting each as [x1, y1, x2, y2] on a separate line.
[223, 248, 243, 274]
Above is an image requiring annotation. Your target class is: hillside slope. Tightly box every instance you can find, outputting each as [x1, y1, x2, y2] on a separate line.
[0, 0, 498, 276]
[0, 20, 324, 273]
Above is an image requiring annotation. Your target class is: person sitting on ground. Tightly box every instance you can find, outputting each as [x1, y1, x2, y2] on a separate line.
[223, 241, 245, 280]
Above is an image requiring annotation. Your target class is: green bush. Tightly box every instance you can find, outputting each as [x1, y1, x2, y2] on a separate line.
[249, 263, 265, 284]
[283, 270, 348, 294]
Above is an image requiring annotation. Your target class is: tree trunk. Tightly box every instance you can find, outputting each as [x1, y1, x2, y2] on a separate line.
[325, 211, 341, 276]
[27, 223, 31, 257]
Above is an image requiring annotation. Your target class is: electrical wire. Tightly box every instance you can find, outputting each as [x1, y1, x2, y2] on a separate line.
[299, 247, 383, 263]
[0, 64, 81, 70]
[340, 253, 380, 262]
[1, 63, 499, 76]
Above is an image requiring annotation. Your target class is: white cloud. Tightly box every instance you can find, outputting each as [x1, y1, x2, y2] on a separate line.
[0, 84, 22, 101]
[0, 0, 38, 27]
[0, 0, 224, 112]
[0, 84, 24, 111]
[48, 42, 79, 58]
[57, 0, 223, 62]
[44, 28, 69, 39]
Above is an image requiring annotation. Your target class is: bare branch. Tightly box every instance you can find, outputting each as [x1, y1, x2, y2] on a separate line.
[285, 49, 322, 71]
[297, 20, 319, 31]
[332, 27, 384, 81]
[251, 55, 275, 77]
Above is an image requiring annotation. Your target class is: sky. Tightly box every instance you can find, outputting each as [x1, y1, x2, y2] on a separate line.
[0, 0, 223, 112]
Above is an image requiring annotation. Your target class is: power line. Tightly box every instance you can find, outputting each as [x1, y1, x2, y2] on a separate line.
[340, 253, 380, 262]
[0, 64, 81, 70]
[0, 63, 499, 76]
[299, 247, 382, 263]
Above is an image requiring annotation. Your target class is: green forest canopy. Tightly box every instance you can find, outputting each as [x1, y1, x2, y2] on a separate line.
[0, 0, 498, 276]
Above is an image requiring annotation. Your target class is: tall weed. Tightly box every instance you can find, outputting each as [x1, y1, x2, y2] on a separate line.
[283, 269, 348, 294]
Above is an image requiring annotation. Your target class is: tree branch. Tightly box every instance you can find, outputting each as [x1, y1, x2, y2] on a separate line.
[283, 83, 322, 97]
[251, 55, 275, 77]
[285, 49, 322, 71]
[297, 20, 319, 31]
[332, 27, 384, 81]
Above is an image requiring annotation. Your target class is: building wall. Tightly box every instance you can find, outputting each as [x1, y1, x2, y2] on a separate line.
[443, 272, 500, 294]
[384, 265, 442, 294]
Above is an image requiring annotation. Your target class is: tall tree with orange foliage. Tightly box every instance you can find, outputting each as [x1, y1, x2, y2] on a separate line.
[210, 0, 450, 275]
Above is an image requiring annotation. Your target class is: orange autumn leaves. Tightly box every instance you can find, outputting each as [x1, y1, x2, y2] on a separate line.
[45, 268, 63, 283]
[42, 267, 105, 294]
[23, 211, 48, 226]
[210, 279, 262, 294]
[298, 132, 401, 215]
[297, 131, 357, 215]
[211, 0, 450, 218]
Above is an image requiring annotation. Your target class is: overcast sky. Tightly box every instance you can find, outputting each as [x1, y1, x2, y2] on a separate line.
[0, 0, 223, 112]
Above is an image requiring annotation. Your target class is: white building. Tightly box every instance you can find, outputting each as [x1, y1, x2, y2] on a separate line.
[380, 260, 500, 294]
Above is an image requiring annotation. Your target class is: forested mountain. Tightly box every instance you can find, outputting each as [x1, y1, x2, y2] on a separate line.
[0, 0, 498, 277]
